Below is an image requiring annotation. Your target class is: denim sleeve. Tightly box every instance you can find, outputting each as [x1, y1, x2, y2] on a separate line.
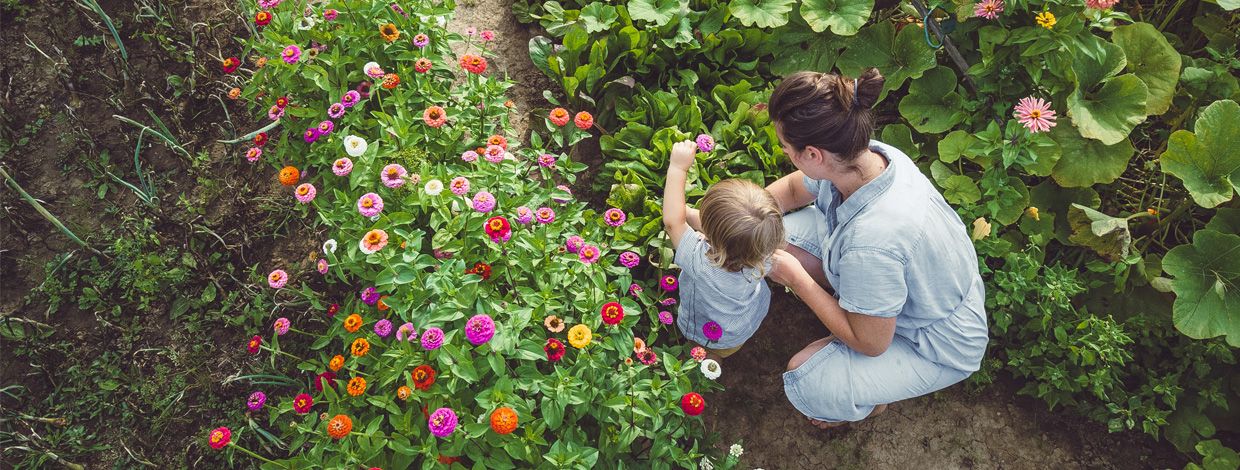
[802, 173, 822, 196]
[837, 248, 907, 318]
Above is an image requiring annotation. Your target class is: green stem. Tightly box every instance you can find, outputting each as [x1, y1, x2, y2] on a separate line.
[0, 167, 103, 256]
[229, 442, 284, 467]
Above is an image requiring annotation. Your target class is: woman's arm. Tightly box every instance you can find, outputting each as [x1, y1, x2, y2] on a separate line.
[765, 171, 817, 214]
[770, 250, 896, 356]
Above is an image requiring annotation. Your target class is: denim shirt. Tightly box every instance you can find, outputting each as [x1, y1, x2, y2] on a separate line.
[674, 226, 772, 349]
[803, 140, 989, 372]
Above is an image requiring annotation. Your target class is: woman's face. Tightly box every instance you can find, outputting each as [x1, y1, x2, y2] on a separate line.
[775, 122, 826, 178]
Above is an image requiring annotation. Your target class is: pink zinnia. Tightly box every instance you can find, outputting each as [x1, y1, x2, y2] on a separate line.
[578, 244, 601, 264]
[281, 44, 301, 64]
[619, 251, 640, 268]
[660, 275, 678, 292]
[660, 297, 677, 306]
[295, 183, 316, 203]
[690, 346, 707, 361]
[396, 322, 417, 341]
[374, 319, 393, 337]
[1013, 97, 1057, 133]
[247, 391, 267, 411]
[268, 105, 284, 120]
[659, 311, 674, 325]
[317, 258, 329, 274]
[428, 408, 458, 438]
[565, 235, 584, 253]
[515, 206, 534, 224]
[604, 208, 627, 227]
[268, 269, 288, 289]
[480, 30, 495, 41]
[317, 120, 334, 135]
[273, 317, 290, 335]
[360, 229, 389, 254]
[465, 314, 496, 345]
[357, 193, 384, 217]
[973, 0, 1003, 19]
[461, 150, 479, 162]
[535, 207, 555, 224]
[421, 327, 445, 350]
[1085, 0, 1119, 8]
[328, 102, 346, 119]
[245, 147, 262, 163]
[332, 158, 353, 176]
[413, 33, 430, 48]
[341, 90, 361, 108]
[484, 144, 505, 163]
[472, 191, 496, 213]
[323, 8, 338, 20]
[207, 426, 231, 450]
[538, 153, 556, 168]
[381, 164, 407, 188]
[695, 134, 715, 152]
[449, 177, 470, 196]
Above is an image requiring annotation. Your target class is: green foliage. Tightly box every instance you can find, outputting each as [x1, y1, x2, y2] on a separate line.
[1160, 100, 1240, 208]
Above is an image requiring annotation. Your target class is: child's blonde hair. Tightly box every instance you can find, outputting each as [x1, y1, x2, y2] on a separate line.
[699, 179, 784, 273]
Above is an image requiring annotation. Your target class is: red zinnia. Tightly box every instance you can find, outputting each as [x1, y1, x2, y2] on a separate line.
[253, 132, 269, 147]
[412, 365, 436, 390]
[681, 392, 705, 416]
[222, 56, 241, 74]
[254, 11, 271, 26]
[459, 54, 487, 74]
[207, 426, 231, 450]
[573, 111, 594, 130]
[327, 303, 340, 317]
[548, 108, 570, 127]
[414, 57, 432, 73]
[438, 456, 461, 464]
[246, 335, 262, 355]
[275, 96, 289, 109]
[465, 262, 492, 280]
[600, 301, 624, 325]
[484, 216, 511, 243]
[544, 338, 566, 362]
[293, 393, 313, 414]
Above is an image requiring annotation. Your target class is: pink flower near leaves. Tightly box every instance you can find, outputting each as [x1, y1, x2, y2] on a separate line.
[1013, 97, 1057, 133]
[973, 0, 1003, 19]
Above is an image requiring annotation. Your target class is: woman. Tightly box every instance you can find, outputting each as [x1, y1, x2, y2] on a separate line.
[764, 68, 989, 428]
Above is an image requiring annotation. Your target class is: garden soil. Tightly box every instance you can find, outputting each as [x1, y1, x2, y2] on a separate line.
[0, 0, 1185, 467]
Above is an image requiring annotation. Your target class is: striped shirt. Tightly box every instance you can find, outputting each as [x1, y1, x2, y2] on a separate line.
[673, 226, 772, 349]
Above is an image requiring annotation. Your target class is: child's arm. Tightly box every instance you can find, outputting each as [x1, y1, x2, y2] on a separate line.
[686, 207, 703, 232]
[663, 140, 697, 250]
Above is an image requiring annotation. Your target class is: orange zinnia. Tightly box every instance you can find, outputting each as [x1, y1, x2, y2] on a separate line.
[343, 314, 363, 333]
[397, 385, 412, 401]
[278, 166, 300, 186]
[379, 23, 400, 42]
[350, 338, 370, 357]
[329, 354, 344, 371]
[573, 111, 594, 130]
[326, 414, 352, 439]
[548, 107, 570, 126]
[423, 106, 446, 128]
[346, 376, 366, 396]
[382, 73, 400, 89]
[490, 407, 518, 434]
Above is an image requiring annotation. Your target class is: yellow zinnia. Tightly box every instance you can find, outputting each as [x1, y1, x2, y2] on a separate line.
[568, 324, 592, 349]
[1035, 11, 1056, 29]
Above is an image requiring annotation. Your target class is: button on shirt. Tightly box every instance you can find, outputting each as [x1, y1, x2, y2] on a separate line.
[803, 140, 989, 372]
[674, 226, 772, 349]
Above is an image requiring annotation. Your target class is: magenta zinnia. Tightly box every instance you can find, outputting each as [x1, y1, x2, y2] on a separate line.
[293, 393, 313, 414]
[428, 408, 458, 438]
[619, 251, 640, 268]
[659, 275, 678, 292]
[1013, 97, 1057, 133]
[247, 391, 267, 411]
[604, 208, 627, 227]
[973, 0, 1003, 19]
[465, 314, 496, 345]
[565, 235, 584, 253]
[578, 244, 601, 264]
[484, 216, 512, 243]
[703, 321, 723, 342]
[421, 327, 445, 350]
[281, 44, 301, 63]
[535, 207, 555, 224]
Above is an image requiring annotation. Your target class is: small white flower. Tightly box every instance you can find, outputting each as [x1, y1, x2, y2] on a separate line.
[424, 179, 444, 196]
[699, 456, 713, 470]
[729, 444, 743, 458]
[369, 215, 380, 222]
[363, 61, 384, 78]
[700, 359, 721, 380]
[322, 239, 337, 254]
[344, 135, 368, 157]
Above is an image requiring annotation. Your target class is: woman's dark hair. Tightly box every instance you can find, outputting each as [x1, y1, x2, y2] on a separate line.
[767, 68, 885, 163]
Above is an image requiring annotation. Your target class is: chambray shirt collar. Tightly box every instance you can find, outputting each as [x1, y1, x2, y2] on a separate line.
[835, 142, 896, 226]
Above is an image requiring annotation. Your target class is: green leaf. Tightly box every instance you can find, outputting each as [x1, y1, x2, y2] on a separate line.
[930, 161, 980, 204]
[1068, 74, 1149, 145]
[580, 3, 619, 33]
[1159, 100, 1240, 208]
[1205, 208, 1240, 235]
[1067, 204, 1133, 259]
[629, 0, 681, 26]
[898, 66, 966, 134]
[728, 0, 796, 29]
[880, 124, 918, 160]
[1029, 180, 1101, 243]
[1112, 23, 1182, 115]
[1196, 440, 1240, 470]
[1048, 124, 1134, 187]
[770, 30, 843, 76]
[837, 22, 936, 100]
[529, 36, 556, 79]
[937, 130, 980, 163]
[1070, 36, 1126, 90]
[800, 0, 873, 36]
[1163, 230, 1240, 346]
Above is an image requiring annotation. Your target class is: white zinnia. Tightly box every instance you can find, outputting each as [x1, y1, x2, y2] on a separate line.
[363, 61, 383, 77]
[699, 457, 713, 470]
[424, 179, 444, 196]
[700, 359, 721, 380]
[343, 135, 367, 157]
[729, 444, 743, 458]
[322, 239, 337, 254]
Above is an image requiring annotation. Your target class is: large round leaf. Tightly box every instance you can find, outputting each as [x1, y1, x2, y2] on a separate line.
[1163, 230, 1240, 346]
[1068, 74, 1149, 145]
[898, 66, 965, 134]
[1029, 180, 1101, 244]
[1159, 100, 1240, 208]
[581, 3, 619, 33]
[1048, 124, 1135, 187]
[770, 30, 844, 76]
[1070, 35, 1127, 89]
[1067, 203, 1133, 259]
[629, 0, 681, 26]
[800, 0, 872, 36]
[837, 22, 936, 101]
[1021, 131, 1062, 177]
[728, 0, 795, 28]
[1113, 23, 1182, 116]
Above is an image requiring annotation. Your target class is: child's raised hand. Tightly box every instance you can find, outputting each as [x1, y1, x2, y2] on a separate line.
[669, 140, 697, 172]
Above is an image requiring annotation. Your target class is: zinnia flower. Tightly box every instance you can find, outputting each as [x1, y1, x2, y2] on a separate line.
[480, 30, 495, 41]
[350, 338, 370, 357]
[381, 73, 400, 89]
[424, 179, 444, 195]
[254, 11, 271, 26]
[247, 391, 267, 411]
[360, 229, 389, 254]
[227, 87, 241, 99]
[341, 90, 362, 108]
[379, 23, 400, 42]
[374, 319, 393, 337]
[459, 54, 487, 74]
[412, 364, 436, 390]
[488, 134, 508, 149]
[690, 346, 707, 361]
[681, 392, 706, 416]
[544, 315, 565, 333]
[381, 164, 407, 188]
[332, 158, 354, 176]
[295, 183, 316, 203]
[396, 322, 417, 341]
[303, 127, 320, 143]
[244, 147, 262, 163]
[414, 58, 432, 73]
[327, 303, 340, 316]
[515, 206, 534, 224]
[323, 239, 338, 254]
[637, 348, 658, 365]
[449, 177, 470, 196]
[484, 216, 512, 243]
[1085, 0, 1119, 8]
[573, 111, 594, 130]
[317, 120, 334, 135]
[361, 287, 380, 305]
[538, 153, 557, 168]
[208, 426, 231, 450]
[268, 105, 284, 120]
[315, 371, 337, 392]
[552, 185, 573, 203]
[604, 208, 627, 227]
[247, 335, 262, 355]
[347, 376, 367, 396]
[428, 408, 458, 438]
[281, 44, 301, 64]
[293, 393, 313, 414]
[268, 269, 288, 288]
[1035, 11, 1056, 28]
[660, 275, 678, 292]
[600, 301, 624, 325]
[660, 297, 678, 306]
[565, 235, 584, 253]
[273, 318, 290, 335]
[412, 33, 429, 47]
[421, 327, 445, 350]
[1013, 96, 1057, 133]
[465, 314, 496, 345]
[343, 313, 363, 333]
[317, 258, 328, 274]
[578, 244, 601, 264]
[467, 262, 492, 280]
[254, 132, 269, 147]
[628, 283, 643, 297]
[323, 8, 338, 20]
[549, 108, 570, 127]
[545, 337, 566, 361]
[357, 193, 384, 217]
[222, 56, 240, 73]
[700, 359, 722, 380]
[278, 166, 300, 186]
[344, 135, 367, 157]
[473, 191, 496, 213]
[327, 414, 352, 440]
[535, 207, 555, 224]
[424, 106, 447, 127]
[490, 407, 518, 434]
[702, 321, 723, 342]
[659, 311, 674, 325]
[619, 251, 640, 268]
[397, 385, 412, 400]
[329, 355, 344, 371]
[328, 102, 346, 119]
[484, 144, 504, 163]
[696, 134, 715, 152]
[634, 338, 647, 354]
[973, 0, 1003, 19]
[568, 324, 592, 348]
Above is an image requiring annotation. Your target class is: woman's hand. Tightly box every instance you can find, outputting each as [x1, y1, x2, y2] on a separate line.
[769, 249, 812, 290]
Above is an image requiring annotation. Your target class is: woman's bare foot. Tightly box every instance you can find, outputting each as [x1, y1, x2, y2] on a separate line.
[806, 404, 889, 429]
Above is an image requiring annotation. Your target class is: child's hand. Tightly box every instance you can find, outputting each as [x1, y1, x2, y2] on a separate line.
[669, 140, 696, 172]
